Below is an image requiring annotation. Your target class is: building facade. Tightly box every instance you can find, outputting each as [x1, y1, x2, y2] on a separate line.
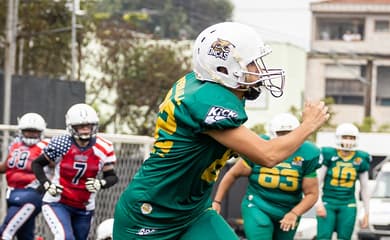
[306, 0, 390, 129]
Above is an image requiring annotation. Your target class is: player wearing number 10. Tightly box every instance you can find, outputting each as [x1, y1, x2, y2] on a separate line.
[113, 22, 329, 240]
[316, 123, 371, 240]
[32, 103, 118, 240]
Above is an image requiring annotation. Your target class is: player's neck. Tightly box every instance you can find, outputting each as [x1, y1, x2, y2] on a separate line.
[75, 139, 90, 147]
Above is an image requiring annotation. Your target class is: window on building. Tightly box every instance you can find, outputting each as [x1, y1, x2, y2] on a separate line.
[316, 18, 365, 41]
[325, 64, 366, 105]
[376, 66, 390, 106]
[374, 20, 390, 32]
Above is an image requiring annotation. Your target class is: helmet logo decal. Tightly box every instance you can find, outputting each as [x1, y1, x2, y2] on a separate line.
[205, 106, 238, 124]
[208, 38, 235, 61]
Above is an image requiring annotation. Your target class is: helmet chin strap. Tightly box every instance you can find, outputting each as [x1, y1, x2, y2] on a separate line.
[244, 87, 261, 100]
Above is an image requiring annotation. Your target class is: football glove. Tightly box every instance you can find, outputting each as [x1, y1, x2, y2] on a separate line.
[85, 178, 106, 193]
[43, 181, 63, 196]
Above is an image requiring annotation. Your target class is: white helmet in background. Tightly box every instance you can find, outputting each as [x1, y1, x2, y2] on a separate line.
[65, 103, 99, 140]
[96, 218, 114, 240]
[18, 112, 46, 146]
[269, 113, 299, 138]
[335, 123, 359, 151]
[192, 22, 285, 99]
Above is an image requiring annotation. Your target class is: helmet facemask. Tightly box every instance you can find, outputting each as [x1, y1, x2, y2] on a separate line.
[239, 57, 285, 99]
[21, 129, 42, 146]
[68, 123, 98, 141]
[336, 135, 357, 151]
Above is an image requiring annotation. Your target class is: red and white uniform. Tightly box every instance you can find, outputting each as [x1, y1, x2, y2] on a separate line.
[6, 138, 49, 189]
[43, 135, 116, 210]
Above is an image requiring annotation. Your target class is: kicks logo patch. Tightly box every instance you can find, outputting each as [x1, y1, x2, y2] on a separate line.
[137, 228, 156, 235]
[205, 106, 238, 124]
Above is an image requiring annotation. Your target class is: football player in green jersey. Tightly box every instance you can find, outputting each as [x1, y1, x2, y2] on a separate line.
[316, 123, 371, 240]
[213, 113, 321, 240]
[113, 22, 329, 240]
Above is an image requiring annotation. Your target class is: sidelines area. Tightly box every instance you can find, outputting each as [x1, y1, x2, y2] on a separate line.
[0, 124, 154, 239]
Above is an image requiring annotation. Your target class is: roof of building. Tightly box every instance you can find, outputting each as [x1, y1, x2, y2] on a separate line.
[311, 0, 390, 12]
[320, 0, 390, 3]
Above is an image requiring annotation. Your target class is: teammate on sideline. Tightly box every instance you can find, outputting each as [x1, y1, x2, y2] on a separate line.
[113, 21, 329, 240]
[32, 103, 118, 240]
[0, 113, 49, 240]
[316, 123, 371, 240]
[213, 113, 321, 240]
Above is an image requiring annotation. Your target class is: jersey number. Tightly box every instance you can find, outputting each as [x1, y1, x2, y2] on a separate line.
[330, 166, 356, 188]
[8, 150, 30, 169]
[72, 162, 87, 184]
[258, 168, 299, 191]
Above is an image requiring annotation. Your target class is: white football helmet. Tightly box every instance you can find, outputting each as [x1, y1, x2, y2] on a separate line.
[65, 103, 99, 140]
[335, 123, 359, 151]
[18, 112, 46, 146]
[192, 22, 285, 99]
[269, 113, 299, 138]
[96, 218, 113, 240]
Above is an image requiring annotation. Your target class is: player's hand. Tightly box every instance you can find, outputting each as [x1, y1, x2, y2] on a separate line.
[279, 211, 298, 231]
[212, 201, 222, 213]
[301, 101, 330, 132]
[360, 213, 369, 228]
[43, 181, 63, 196]
[85, 178, 106, 193]
[316, 204, 327, 217]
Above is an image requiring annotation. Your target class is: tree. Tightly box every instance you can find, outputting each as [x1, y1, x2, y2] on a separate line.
[90, 0, 233, 39]
[1, 1, 69, 78]
[1, 0, 231, 135]
[87, 32, 192, 135]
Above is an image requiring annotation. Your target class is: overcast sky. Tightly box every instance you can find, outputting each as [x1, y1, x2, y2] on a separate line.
[231, 0, 318, 50]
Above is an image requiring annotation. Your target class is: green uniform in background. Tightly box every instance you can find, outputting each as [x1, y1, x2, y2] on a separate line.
[113, 72, 246, 240]
[317, 147, 371, 240]
[241, 136, 320, 240]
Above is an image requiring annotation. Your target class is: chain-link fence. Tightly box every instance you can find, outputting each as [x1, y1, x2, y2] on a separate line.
[0, 124, 154, 240]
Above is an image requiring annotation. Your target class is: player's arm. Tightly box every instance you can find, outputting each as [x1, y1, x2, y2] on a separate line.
[207, 101, 328, 167]
[85, 163, 118, 193]
[293, 174, 319, 216]
[31, 154, 51, 183]
[101, 163, 119, 189]
[359, 171, 370, 228]
[280, 174, 318, 231]
[315, 165, 327, 216]
[213, 159, 250, 213]
[32, 154, 63, 196]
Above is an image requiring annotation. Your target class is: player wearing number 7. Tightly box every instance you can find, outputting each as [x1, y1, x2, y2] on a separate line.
[32, 103, 118, 240]
[316, 123, 371, 240]
[213, 113, 321, 240]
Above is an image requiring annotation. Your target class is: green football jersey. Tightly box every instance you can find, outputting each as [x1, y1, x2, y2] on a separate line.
[321, 147, 371, 205]
[242, 137, 320, 217]
[117, 72, 247, 227]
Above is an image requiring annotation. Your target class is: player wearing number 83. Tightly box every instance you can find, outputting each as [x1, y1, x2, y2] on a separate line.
[213, 113, 321, 240]
[113, 22, 329, 240]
